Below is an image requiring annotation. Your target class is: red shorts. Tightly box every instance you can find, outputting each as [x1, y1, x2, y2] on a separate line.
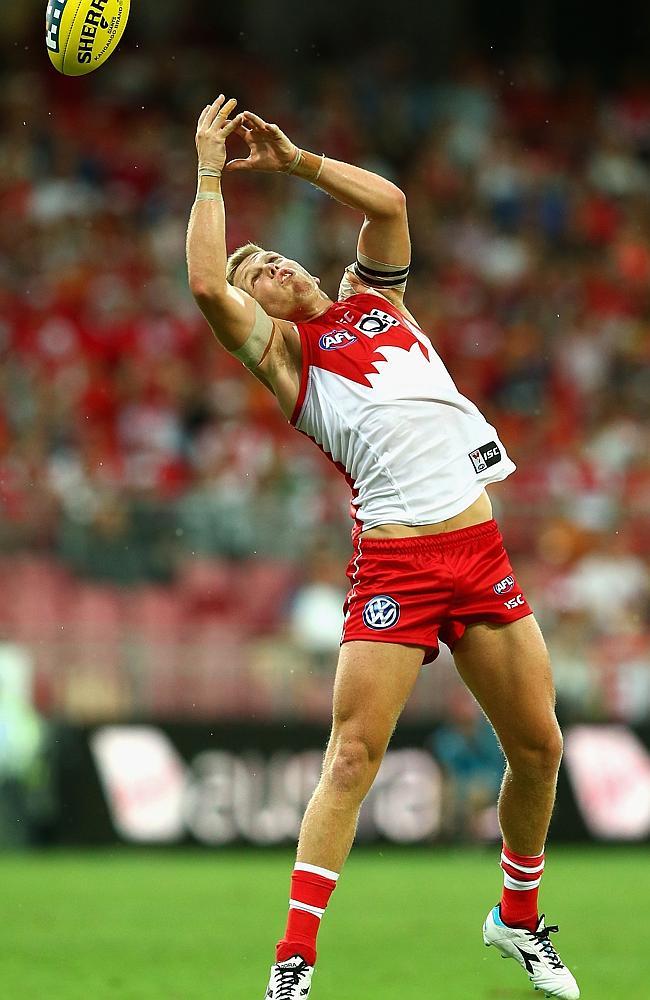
[341, 519, 533, 663]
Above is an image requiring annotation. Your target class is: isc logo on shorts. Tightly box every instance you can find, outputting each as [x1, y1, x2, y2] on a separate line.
[363, 595, 401, 630]
[493, 574, 515, 595]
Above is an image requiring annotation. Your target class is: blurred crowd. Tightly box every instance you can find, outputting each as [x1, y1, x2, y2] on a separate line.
[0, 45, 649, 721]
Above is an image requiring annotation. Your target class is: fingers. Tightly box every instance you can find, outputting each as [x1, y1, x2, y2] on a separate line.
[197, 96, 247, 141]
[223, 158, 252, 173]
[241, 111, 273, 132]
[199, 102, 277, 136]
[203, 94, 227, 129]
[206, 97, 244, 139]
[235, 124, 254, 148]
[216, 97, 239, 126]
[197, 95, 223, 132]
[220, 112, 245, 138]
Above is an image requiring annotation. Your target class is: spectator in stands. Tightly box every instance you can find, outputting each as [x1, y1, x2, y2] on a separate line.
[0, 642, 46, 847]
[429, 687, 504, 841]
[289, 550, 347, 674]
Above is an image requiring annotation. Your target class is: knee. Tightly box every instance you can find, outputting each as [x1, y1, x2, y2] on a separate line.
[325, 735, 378, 799]
[505, 722, 563, 779]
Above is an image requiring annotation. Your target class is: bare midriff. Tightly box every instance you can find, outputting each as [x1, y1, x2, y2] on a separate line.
[361, 489, 493, 538]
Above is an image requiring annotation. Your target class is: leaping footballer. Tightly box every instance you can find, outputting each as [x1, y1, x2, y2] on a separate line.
[186, 95, 580, 1000]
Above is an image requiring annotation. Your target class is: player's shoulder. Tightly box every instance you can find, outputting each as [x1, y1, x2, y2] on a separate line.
[338, 266, 421, 329]
[338, 265, 402, 307]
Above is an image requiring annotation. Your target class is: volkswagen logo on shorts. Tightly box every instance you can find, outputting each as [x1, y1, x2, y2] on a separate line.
[363, 594, 401, 630]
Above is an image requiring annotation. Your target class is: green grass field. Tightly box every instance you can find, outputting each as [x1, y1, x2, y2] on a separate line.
[1, 846, 648, 999]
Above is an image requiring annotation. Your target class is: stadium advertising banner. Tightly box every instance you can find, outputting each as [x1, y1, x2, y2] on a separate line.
[50, 722, 650, 845]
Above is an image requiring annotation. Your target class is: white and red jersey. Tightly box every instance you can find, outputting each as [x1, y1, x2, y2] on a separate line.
[290, 289, 516, 532]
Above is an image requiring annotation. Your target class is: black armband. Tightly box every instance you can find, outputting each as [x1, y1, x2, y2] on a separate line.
[354, 252, 410, 289]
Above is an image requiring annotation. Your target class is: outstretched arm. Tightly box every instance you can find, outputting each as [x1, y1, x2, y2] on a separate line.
[227, 113, 411, 293]
[187, 96, 298, 403]
[187, 96, 264, 350]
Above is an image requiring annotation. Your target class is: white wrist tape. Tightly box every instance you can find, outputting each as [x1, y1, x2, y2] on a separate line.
[231, 302, 274, 370]
[313, 154, 325, 183]
[285, 147, 302, 174]
[195, 192, 223, 202]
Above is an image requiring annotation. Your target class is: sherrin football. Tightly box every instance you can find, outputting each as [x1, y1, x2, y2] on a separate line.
[46, 0, 130, 76]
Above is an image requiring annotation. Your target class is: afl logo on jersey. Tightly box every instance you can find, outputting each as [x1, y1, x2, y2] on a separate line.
[363, 595, 401, 630]
[319, 330, 358, 351]
[493, 574, 515, 596]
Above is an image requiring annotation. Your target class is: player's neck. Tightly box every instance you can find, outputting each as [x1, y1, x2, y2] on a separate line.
[290, 293, 333, 323]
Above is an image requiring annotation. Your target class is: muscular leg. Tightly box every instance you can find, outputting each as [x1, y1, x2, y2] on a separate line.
[452, 615, 563, 856]
[270, 640, 424, 981]
[298, 640, 424, 871]
[457, 617, 582, 995]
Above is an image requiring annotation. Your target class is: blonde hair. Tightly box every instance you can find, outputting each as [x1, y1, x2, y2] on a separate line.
[226, 242, 266, 286]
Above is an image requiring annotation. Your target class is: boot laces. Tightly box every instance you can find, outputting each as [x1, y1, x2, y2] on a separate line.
[528, 922, 564, 970]
[273, 959, 309, 998]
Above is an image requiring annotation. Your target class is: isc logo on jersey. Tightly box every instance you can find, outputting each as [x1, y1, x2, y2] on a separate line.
[469, 441, 502, 474]
[319, 330, 358, 351]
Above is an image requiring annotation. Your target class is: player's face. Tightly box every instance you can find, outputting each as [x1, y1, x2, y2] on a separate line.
[234, 251, 321, 319]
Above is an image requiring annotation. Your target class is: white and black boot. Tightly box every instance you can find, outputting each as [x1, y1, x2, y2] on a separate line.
[483, 906, 580, 999]
[264, 955, 314, 999]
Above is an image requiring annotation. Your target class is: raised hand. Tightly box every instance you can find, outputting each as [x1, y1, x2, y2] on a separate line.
[224, 112, 298, 173]
[196, 95, 245, 173]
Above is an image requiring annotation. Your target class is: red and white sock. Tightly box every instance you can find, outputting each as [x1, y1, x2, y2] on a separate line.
[276, 863, 339, 967]
[500, 843, 545, 932]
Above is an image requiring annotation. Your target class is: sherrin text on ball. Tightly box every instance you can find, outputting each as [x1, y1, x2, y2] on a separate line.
[46, 0, 130, 76]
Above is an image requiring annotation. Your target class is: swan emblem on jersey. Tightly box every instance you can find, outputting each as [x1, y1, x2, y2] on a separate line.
[355, 308, 400, 337]
[319, 330, 358, 350]
[311, 296, 432, 391]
